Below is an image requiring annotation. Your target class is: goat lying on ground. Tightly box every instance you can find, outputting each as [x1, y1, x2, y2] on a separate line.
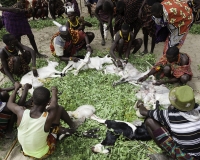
[104, 61, 170, 109]
[90, 114, 151, 154]
[61, 55, 113, 75]
[20, 60, 62, 94]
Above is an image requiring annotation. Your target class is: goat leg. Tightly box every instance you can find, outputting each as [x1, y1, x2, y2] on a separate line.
[112, 78, 127, 86]
[90, 114, 106, 124]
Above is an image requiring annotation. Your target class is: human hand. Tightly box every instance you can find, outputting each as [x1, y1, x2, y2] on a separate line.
[153, 80, 163, 86]
[116, 59, 123, 68]
[24, 83, 32, 90]
[124, 58, 128, 64]
[87, 46, 92, 53]
[138, 9, 142, 19]
[137, 75, 149, 82]
[51, 86, 58, 93]
[33, 69, 38, 77]
[14, 82, 22, 90]
[136, 100, 144, 108]
[73, 57, 80, 62]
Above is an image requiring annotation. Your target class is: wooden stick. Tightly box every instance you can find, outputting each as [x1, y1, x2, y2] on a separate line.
[4, 138, 18, 160]
[80, 0, 82, 13]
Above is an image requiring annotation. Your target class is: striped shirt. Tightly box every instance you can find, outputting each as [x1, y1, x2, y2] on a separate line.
[148, 104, 200, 158]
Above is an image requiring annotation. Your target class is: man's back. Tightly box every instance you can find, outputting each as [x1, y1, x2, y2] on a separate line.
[18, 109, 49, 158]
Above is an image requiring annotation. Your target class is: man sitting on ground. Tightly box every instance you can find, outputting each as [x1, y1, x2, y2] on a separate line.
[0, 83, 32, 138]
[110, 24, 143, 68]
[136, 85, 200, 160]
[138, 46, 192, 85]
[50, 25, 94, 62]
[7, 83, 83, 159]
[0, 34, 38, 84]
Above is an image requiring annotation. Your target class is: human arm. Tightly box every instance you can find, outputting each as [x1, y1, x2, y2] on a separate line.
[0, 50, 15, 83]
[124, 33, 134, 63]
[137, 68, 157, 82]
[0, 6, 22, 13]
[18, 42, 38, 77]
[84, 34, 92, 53]
[94, 1, 104, 25]
[138, 0, 147, 19]
[17, 83, 32, 106]
[153, 78, 179, 85]
[0, 86, 15, 92]
[136, 100, 149, 117]
[136, 100, 169, 127]
[7, 82, 25, 126]
[44, 86, 59, 132]
[109, 33, 123, 67]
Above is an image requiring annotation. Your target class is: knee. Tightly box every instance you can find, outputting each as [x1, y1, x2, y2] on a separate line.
[163, 65, 171, 75]
[118, 39, 124, 46]
[137, 38, 143, 47]
[144, 117, 156, 127]
[180, 74, 190, 84]
[0, 91, 9, 102]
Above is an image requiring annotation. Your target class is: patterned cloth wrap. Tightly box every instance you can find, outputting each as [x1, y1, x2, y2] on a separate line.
[140, 3, 156, 37]
[114, 0, 142, 33]
[153, 53, 193, 79]
[162, 0, 193, 36]
[2, 1, 33, 37]
[0, 48, 30, 75]
[154, 127, 197, 160]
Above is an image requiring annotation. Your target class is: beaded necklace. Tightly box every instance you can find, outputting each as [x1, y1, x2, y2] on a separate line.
[119, 31, 130, 42]
[68, 17, 80, 28]
[6, 46, 15, 52]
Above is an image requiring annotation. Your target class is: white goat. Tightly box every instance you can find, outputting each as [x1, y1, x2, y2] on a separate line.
[20, 60, 62, 94]
[104, 61, 170, 110]
[62, 54, 113, 75]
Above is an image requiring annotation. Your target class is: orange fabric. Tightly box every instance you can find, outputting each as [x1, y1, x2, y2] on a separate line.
[162, 0, 193, 35]
[154, 53, 193, 79]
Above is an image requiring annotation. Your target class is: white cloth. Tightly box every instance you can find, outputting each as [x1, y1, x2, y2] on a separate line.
[179, 109, 200, 122]
[53, 36, 65, 57]
[0, 102, 7, 112]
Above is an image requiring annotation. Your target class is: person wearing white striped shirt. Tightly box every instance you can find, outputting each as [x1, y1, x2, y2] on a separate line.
[137, 85, 200, 160]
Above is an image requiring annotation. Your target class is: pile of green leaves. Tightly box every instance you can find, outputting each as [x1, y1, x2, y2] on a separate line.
[1, 53, 160, 160]
[189, 23, 200, 34]
[36, 53, 160, 159]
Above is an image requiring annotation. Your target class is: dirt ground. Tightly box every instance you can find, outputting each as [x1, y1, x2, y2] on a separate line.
[0, 3, 200, 160]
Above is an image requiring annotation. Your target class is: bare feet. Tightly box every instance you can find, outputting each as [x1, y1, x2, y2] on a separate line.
[140, 49, 149, 56]
[36, 53, 48, 58]
[101, 39, 105, 46]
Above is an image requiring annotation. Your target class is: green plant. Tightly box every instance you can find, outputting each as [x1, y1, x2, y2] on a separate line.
[190, 24, 200, 34]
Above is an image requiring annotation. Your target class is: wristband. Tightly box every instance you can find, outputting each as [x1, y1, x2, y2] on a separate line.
[86, 44, 90, 47]
[32, 67, 36, 70]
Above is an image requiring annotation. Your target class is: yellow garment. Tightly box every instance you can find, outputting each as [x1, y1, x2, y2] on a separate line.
[18, 109, 49, 158]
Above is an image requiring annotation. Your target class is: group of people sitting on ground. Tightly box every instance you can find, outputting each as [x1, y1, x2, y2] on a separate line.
[0, 0, 200, 159]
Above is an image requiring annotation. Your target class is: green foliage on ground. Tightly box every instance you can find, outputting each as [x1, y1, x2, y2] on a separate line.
[34, 53, 160, 159]
[189, 23, 200, 34]
[1, 53, 160, 160]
